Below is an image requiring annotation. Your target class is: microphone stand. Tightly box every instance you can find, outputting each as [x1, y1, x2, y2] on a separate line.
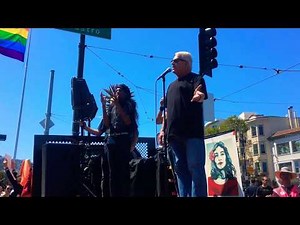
[161, 76, 167, 150]
[155, 75, 167, 197]
[158, 75, 175, 196]
[160, 75, 179, 197]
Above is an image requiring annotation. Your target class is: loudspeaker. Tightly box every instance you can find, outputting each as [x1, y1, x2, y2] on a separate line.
[41, 143, 81, 197]
[71, 77, 98, 121]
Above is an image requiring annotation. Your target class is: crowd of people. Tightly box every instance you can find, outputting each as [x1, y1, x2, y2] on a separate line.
[244, 167, 300, 197]
[0, 158, 32, 197]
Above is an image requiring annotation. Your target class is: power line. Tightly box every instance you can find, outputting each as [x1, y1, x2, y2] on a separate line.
[86, 47, 153, 94]
[87, 45, 170, 60]
[215, 99, 300, 105]
[88, 45, 300, 73]
[217, 74, 277, 100]
[86, 47, 154, 122]
[87, 45, 300, 121]
[217, 61, 300, 100]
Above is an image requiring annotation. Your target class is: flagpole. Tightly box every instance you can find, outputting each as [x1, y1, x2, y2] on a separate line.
[13, 29, 32, 160]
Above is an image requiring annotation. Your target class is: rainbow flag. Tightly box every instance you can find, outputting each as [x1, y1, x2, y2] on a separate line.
[0, 28, 29, 62]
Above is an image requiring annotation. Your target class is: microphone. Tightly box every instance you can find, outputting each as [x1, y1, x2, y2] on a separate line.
[156, 67, 172, 81]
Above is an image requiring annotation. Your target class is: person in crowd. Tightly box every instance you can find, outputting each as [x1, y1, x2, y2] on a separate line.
[0, 182, 6, 197]
[3, 158, 23, 197]
[207, 141, 239, 197]
[158, 51, 208, 197]
[256, 175, 273, 197]
[101, 83, 139, 197]
[19, 159, 33, 197]
[271, 179, 279, 189]
[244, 178, 258, 197]
[272, 167, 300, 197]
[0, 184, 12, 197]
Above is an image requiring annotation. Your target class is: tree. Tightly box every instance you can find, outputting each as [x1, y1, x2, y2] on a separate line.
[219, 116, 248, 135]
[204, 116, 248, 137]
[204, 126, 220, 136]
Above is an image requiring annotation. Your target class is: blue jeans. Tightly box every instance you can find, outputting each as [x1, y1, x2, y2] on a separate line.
[169, 137, 207, 197]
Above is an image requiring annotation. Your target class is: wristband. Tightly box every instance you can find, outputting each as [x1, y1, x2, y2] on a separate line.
[159, 106, 164, 112]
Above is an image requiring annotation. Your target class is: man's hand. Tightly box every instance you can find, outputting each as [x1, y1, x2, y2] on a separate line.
[159, 97, 165, 107]
[191, 84, 205, 102]
[158, 131, 166, 146]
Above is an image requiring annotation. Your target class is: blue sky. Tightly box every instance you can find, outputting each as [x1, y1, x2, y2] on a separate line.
[0, 28, 300, 161]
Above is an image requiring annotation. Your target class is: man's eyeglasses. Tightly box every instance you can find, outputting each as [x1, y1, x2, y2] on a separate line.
[262, 179, 268, 181]
[171, 58, 186, 64]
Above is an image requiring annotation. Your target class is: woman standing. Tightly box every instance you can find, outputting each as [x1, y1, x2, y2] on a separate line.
[101, 84, 138, 197]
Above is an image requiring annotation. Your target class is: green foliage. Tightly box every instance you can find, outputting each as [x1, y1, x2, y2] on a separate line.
[205, 126, 220, 136]
[205, 115, 249, 137]
[220, 116, 249, 134]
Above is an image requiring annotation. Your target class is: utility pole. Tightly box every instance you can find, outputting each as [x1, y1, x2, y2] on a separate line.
[239, 132, 248, 180]
[44, 70, 55, 135]
[39, 70, 55, 134]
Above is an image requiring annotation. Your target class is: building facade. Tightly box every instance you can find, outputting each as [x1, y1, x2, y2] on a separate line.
[269, 127, 300, 180]
[243, 114, 290, 180]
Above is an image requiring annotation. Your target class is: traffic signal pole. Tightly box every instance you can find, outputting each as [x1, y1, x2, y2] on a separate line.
[77, 34, 85, 80]
[72, 34, 86, 136]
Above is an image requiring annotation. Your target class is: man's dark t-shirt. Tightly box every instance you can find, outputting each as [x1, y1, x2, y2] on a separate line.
[166, 72, 207, 140]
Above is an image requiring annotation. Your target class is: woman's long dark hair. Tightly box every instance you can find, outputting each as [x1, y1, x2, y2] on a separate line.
[117, 84, 138, 124]
[210, 141, 236, 180]
[116, 84, 139, 146]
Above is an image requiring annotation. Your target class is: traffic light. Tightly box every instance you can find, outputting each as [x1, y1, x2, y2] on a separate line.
[0, 134, 6, 141]
[199, 28, 218, 77]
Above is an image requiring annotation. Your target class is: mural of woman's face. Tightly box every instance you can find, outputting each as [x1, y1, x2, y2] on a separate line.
[214, 146, 226, 170]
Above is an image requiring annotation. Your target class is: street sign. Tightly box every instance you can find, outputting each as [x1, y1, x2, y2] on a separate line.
[39, 119, 54, 129]
[58, 28, 111, 40]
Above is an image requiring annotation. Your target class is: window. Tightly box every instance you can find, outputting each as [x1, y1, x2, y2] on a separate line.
[278, 162, 292, 170]
[260, 143, 266, 154]
[277, 142, 290, 155]
[262, 162, 268, 173]
[295, 160, 300, 173]
[253, 144, 258, 156]
[251, 126, 257, 137]
[255, 162, 260, 173]
[292, 140, 300, 153]
[258, 125, 264, 136]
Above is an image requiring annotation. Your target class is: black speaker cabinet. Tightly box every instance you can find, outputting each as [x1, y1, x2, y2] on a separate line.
[41, 143, 81, 197]
[71, 77, 98, 121]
